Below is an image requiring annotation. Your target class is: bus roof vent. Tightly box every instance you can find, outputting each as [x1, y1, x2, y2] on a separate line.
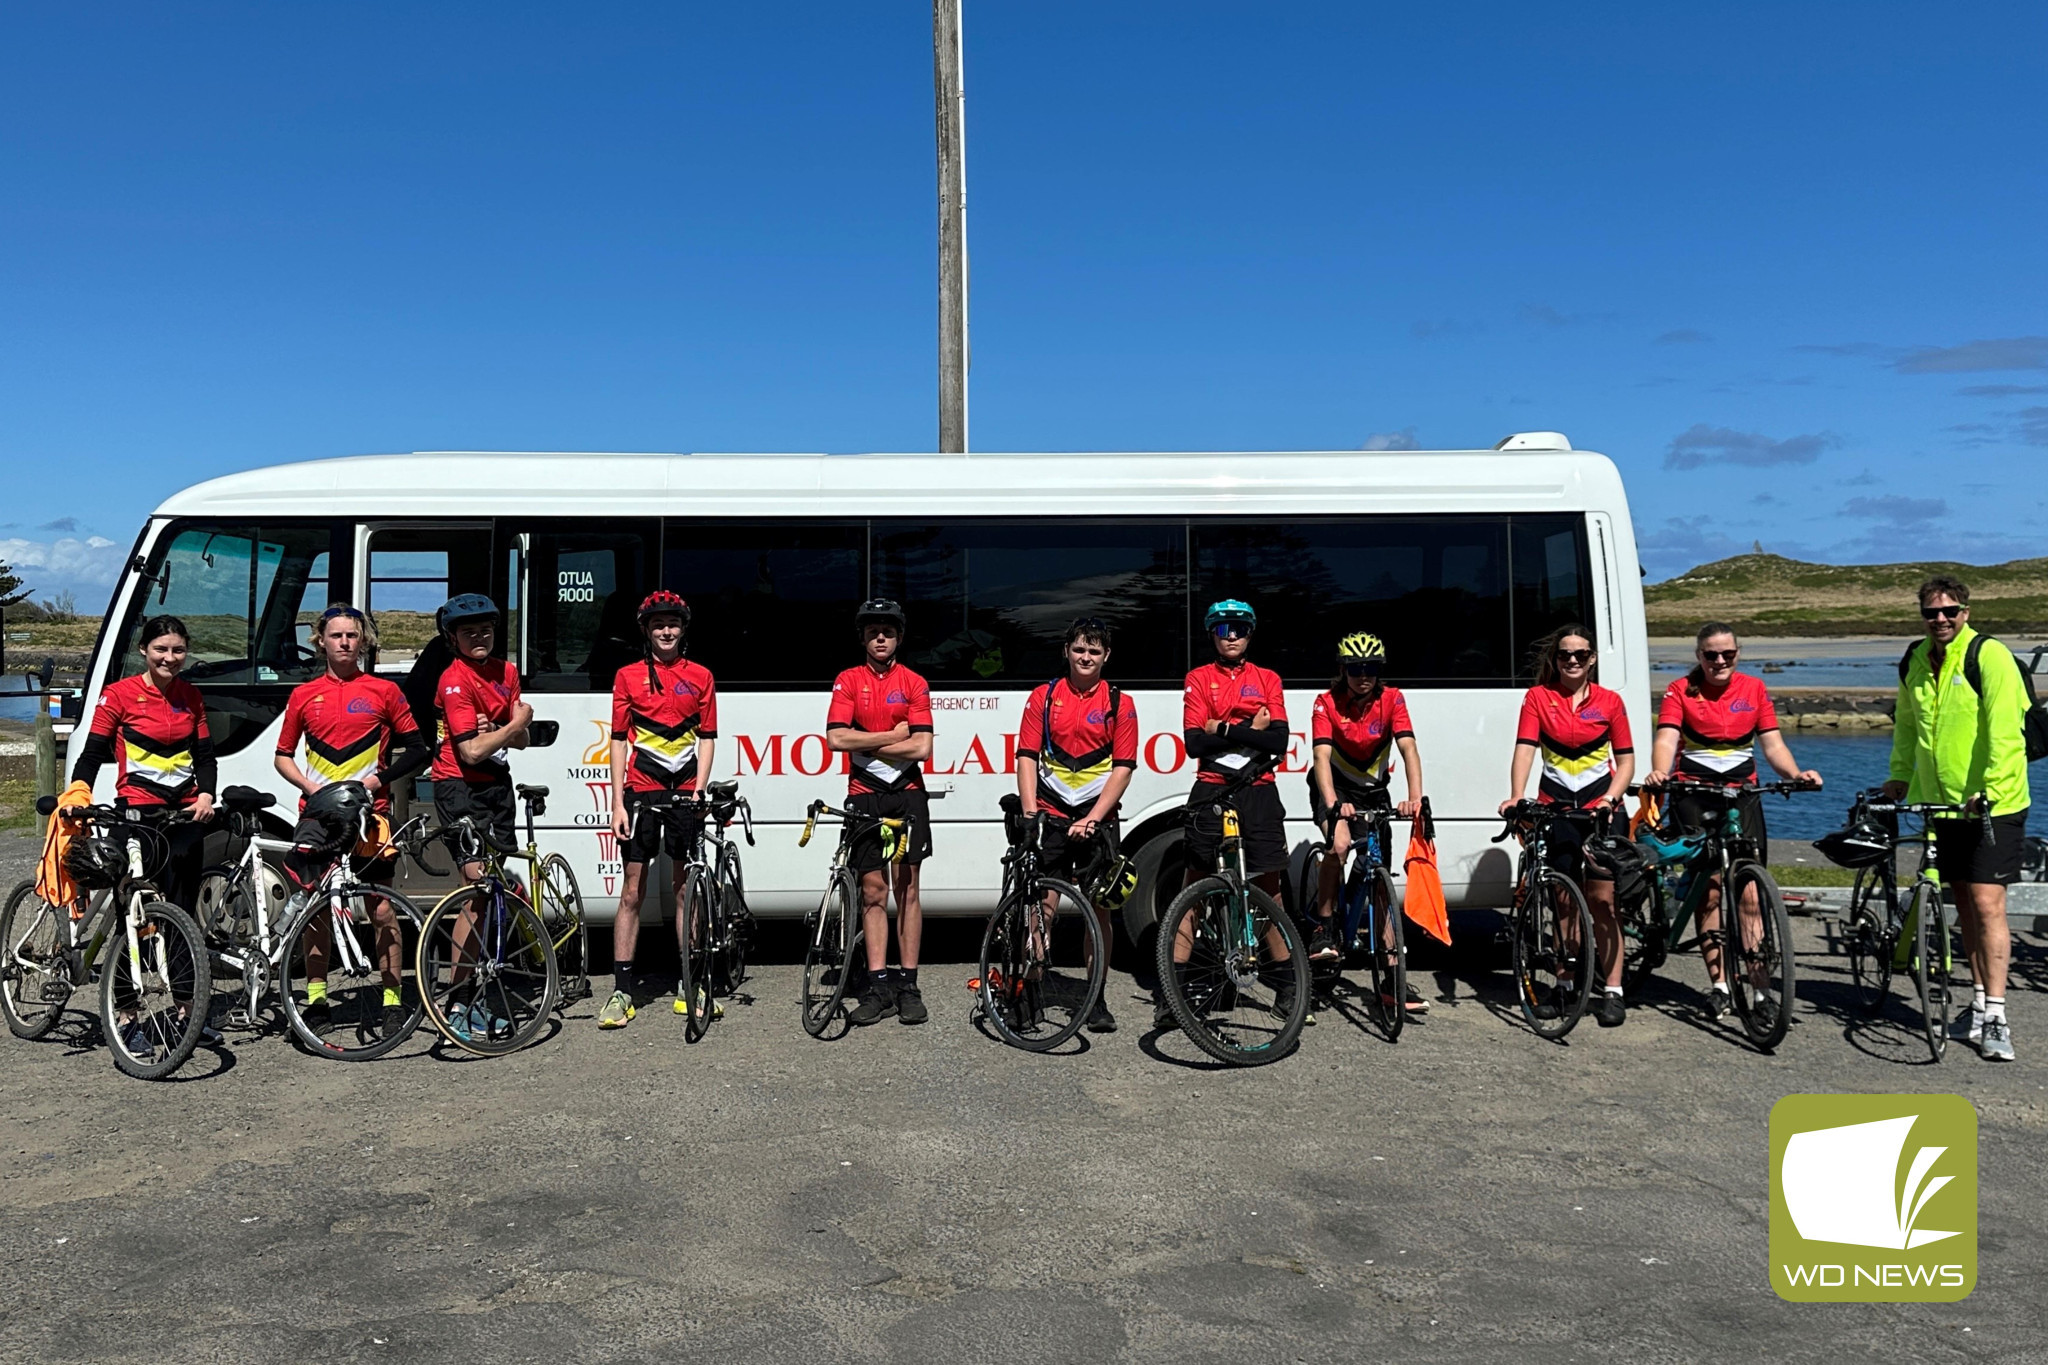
[1494, 431, 1572, 452]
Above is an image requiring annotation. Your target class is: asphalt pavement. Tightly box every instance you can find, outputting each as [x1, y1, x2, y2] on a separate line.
[2, 827, 2044, 1364]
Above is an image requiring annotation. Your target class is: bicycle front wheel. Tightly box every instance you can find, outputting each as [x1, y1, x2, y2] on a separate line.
[1360, 865, 1406, 1042]
[417, 886, 559, 1057]
[99, 899, 212, 1081]
[801, 873, 859, 1038]
[1513, 869, 1594, 1040]
[1846, 865, 1895, 1015]
[1725, 861, 1794, 1050]
[1909, 880, 1952, 1062]
[978, 877, 1103, 1052]
[1156, 877, 1310, 1066]
[282, 888, 427, 1061]
[538, 853, 590, 1006]
[678, 868, 715, 1043]
[1, 881, 68, 1040]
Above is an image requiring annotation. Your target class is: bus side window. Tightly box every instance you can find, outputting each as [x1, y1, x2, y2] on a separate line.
[662, 520, 866, 688]
[505, 522, 658, 693]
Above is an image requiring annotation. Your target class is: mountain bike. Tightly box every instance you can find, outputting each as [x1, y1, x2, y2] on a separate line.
[1297, 797, 1408, 1042]
[1834, 792, 1976, 1062]
[638, 780, 756, 1043]
[795, 797, 907, 1038]
[973, 795, 1105, 1052]
[1624, 777, 1812, 1051]
[1156, 763, 1311, 1066]
[411, 814, 560, 1056]
[1, 797, 210, 1080]
[194, 785, 430, 1061]
[1493, 801, 1600, 1040]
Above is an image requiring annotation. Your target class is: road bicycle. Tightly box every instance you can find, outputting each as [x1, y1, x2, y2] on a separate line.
[1493, 801, 1601, 1040]
[1831, 791, 1977, 1062]
[1155, 762, 1311, 1066]
[1297, 797, 1411, 1042]
[193, 784, 430, 1061]
[411, 811, 560, 1056]
[1, 798, 210, 1080]
[973, 794, 1106, 1052]
[635, 780, 756, 1043]
[1623, 777, 1812, 1052]
[795, 797, 910, 1037]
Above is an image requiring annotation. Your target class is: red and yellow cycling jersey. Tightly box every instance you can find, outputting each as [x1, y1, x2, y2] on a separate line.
[275, 672, 420, 813]
[1311, 684, 1413, 788]
[1182, 660, 1288, 786]
[87, 673, 210, 807]
[431, 655, 522, 785]
[1017, 678, 1138, 814]
[827, 661, 934, 795]
[611, 656, 718, 793]
[1657, 672, 1778, 784]
[1516, 682, 1633, 807]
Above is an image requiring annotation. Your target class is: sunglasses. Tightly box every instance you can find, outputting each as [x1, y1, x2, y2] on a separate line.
[1699, 649, 1738, 664]
[1213, 622, 1250, 640]
[1555, 648, 1593, 665]
[318, 606, 366, 625]
[1343, 661, 1382, 677]
[1921, 605, 1964, 621]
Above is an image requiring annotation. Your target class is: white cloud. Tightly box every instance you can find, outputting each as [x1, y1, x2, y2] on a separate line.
[0, 535, 128, 600]
[1362, 427, 1420, 451]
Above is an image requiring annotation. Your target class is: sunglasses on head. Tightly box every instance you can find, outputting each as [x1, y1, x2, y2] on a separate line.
[1343, 660, 1382, 677]
[1921, 604, 1964, 621]
[319, 606, 366, 625]
[1699, 649, 1738, 664]
[1555, 648, 1593, 665]
[1213, 622, 1250, 640]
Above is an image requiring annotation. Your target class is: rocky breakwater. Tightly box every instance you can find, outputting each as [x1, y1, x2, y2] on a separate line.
[1764, 687, 1895, 731]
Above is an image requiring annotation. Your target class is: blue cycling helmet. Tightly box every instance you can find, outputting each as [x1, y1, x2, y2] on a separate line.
[436, 593, 500, 635]
[1204, 598, 1257, 632]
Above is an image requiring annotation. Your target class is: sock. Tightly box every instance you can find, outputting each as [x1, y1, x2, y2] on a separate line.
[872, 966, 892, 986]
[1604, 985, 1624, 997]
[1986, 997, 2006, 1023]
[306, 980, 328, 1005]
[383, 987, 402, 1007]
[899, 967, 918, 987]
[614, 961, 634, 997]
[1972, 985, 1988, 1015]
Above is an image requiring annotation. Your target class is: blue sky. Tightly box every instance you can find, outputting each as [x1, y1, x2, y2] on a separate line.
[2, 1, 2044, 603]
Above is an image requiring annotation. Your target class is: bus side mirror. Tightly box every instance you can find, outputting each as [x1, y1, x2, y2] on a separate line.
[527, 719, 559, 748]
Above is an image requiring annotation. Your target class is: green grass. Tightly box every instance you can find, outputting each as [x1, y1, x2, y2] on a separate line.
[0, 777, 39, 833]
[1646, 553, 2048, 636]
[1766, 863, 1857, 887]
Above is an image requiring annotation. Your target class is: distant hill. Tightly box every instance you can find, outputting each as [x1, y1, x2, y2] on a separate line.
[1646, 554, 2048, 637]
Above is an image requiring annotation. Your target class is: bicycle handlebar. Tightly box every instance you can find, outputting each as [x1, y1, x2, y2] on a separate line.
[1491, 799, 1609, 843]
[1633, 775, 1820, 800]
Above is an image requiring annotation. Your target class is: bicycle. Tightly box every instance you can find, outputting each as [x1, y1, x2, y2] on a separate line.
[638, 780, 756, 1043]
[1297, 796, 1411, 1042]
[794, 797, 907, 1038]
[1623, 776, 1812, 1051]
[193, 785, 431, 1061]
[973, 794, 1106, 1052]
[1831, 791, 1977, 1062]
[1493, 800, 1601, 1040]
[1, 798, 211, 1080]
[1155, 762, 1311, 1066]
[411, 813, 561, 1056]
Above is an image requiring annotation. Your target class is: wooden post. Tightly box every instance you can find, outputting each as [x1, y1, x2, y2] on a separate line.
[34, 705, 57, 835]
[934, 0, 968, 453]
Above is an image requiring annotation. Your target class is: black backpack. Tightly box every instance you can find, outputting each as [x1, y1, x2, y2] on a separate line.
[1898, 634, 2048, 763]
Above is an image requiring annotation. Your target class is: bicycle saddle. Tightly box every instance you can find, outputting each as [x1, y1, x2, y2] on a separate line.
[220, 786, 277, 812]
[515, 784, 550, 800]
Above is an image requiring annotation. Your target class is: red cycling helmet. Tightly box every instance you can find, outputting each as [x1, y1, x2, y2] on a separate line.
[637, 590, 691, 629]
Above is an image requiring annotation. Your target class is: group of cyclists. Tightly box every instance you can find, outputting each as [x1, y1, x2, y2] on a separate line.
[53, 569, 2028, 1064]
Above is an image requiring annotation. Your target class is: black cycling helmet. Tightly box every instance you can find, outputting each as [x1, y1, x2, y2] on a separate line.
[436, 593, 499, 636]
[299, 780, 374, 852]
[637, 590, 691, 629]
[66, 835, 127, 890]
[856, 597, 906, 632]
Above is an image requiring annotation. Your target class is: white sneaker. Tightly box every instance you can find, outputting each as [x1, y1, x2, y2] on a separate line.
[1980, 1018, 2015, 1062]
[1967, 1009, 1984, 1046]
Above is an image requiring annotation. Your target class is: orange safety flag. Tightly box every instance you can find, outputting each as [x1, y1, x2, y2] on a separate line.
[1402, 800, 1451, 946]
[34, 779, 96, 911]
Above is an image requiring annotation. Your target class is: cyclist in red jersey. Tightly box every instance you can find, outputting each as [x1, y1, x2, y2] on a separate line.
[1016, 616, 1140, 1034]
[429, 594, 533, 884]
[826, 598, 936, 1027]
[1160, 598, 1295, 1029]
[273, 605, 431, 1038]
[1644, 621, 1820, 1019]
[599, 591, 719, 1031]
[1502, 624, 1636, 1027]
[1308, 632, 1425, 1010]
[72, 613, 218, 914]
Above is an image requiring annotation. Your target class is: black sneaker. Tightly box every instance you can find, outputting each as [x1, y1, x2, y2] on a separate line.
[1595, 992, 1626, 1028]
[849, 978, 897, 1026]
[301, 999, 332, 1035]
[1707, 987, 1733, 1021]
[1273, 978, 1301, 1022]
[1151, 993, 1178, 1032]
[1308, 924, 1340, 962]
[1529, 984, 1562, 1020]
[1085, 997, 1118, 1034]
[381, 1004, 411, 1039]
[895, 982, 928, 1025]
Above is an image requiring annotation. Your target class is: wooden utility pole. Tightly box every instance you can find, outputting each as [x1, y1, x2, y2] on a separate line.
[934, 0, 968, 453]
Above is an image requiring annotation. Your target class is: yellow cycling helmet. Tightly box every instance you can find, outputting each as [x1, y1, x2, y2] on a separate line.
[1336, 632, 1386, 663]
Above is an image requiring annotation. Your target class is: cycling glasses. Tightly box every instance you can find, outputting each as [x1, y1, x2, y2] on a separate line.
[1343, 660, 1383, 677]
[1921, 604, 1964, 621]
[1554, 648, 1594, 665]
[317, 605, 367, 627]
[1699, 649, 1738, 664]
[1213, 622, 1251, 640]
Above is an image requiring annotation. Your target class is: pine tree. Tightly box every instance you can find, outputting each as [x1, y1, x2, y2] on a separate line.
[0, 557, 28, 608]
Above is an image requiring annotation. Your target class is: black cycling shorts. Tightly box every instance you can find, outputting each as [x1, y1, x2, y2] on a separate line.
[1037, 808, 1119, 884]
[848, 788, 933, 876]
[1307, 773, 1391, 836]
[1933, 810, 2029, 887]
[433, 776, 515, 856]
[1542, 803, 1628, 884]
[622, 789, 703, 866]
[1670, 788, 1769, 867]
[1184, 780, 1288, 879]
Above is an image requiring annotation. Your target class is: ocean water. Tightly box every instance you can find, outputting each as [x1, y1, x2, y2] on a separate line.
[1757, 732, 2047, 842]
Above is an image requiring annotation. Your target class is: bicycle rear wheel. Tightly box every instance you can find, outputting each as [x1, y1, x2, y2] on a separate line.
[1363, 865, 1405, 1042]
[1156, 877, 1310, 1066]
[1846, 865, 1895, 1015]
[417, 886, 559, 1057]
[99, 899, 212, 1081]
[1513, 868, 1594, 1040]
[282, 888, 427, 1061]
[714, 859, 752, 996]
[678, 868, 715, 1043]
[1725, 861, 1794, 1051]
[1, 881, 69, 1040]
[538, 854, 590, 1006]
[1909, 881, 1952, 1062]
[978, 877, 1102, 1052]
[801, 873, 859, 1038]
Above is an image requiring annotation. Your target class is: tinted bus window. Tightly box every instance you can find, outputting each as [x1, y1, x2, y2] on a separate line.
[509, 522, 657, 693]
[663, 521, 866, 688]
[1510, 514, 1596, 680]
[871, 520, 1187, 686]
